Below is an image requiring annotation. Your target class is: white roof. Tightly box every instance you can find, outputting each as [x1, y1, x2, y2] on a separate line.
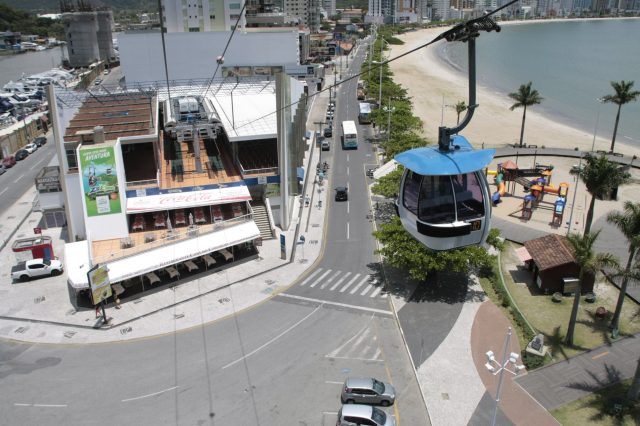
[207, 93, 277, 141]
[373, 159, 398, 180]
[65, 221, 261, 287]
[126, 185, 252, 213]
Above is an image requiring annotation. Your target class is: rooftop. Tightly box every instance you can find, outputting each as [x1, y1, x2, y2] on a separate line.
[524, 234, 575, 271]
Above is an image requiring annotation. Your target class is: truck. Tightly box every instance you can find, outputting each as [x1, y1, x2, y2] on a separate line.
[11, 258, 64, 281]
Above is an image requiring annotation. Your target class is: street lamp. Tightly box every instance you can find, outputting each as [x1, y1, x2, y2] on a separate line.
[590, 97, 605, 152]
[485, 327, 525, 426]
[384, 97, 395, 143]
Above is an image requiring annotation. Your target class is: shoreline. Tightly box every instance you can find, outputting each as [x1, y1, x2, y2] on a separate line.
[388, 24, 638, 157]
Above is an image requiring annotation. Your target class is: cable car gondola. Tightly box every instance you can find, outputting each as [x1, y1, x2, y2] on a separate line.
[394, 14, 502, 251]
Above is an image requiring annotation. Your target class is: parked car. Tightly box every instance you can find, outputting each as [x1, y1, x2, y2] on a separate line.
[337, 404, 395, 426]
[341, 377, 396, 406]
[11, 258, 64, 281]
[324, 126, 333, 137]
[0, 164, 6, 175]
[321, 140, 330, 151]
[2, 155, 16, 168]
[94, 78, 103, 86]
[33, 136, 47, 147]
[24, 143, 38, 153]
[15, 149, 29, 161]
[335, 187, 348, 202]
[103, 69, 110, 75]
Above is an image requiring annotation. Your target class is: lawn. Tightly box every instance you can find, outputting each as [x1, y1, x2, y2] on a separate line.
[500, 242, 640, 360]
[551, 379, 639, 425]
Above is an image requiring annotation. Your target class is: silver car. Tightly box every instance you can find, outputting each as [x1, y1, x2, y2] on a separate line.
[341, 377, 396, 406]
[337, 404, 395, 426]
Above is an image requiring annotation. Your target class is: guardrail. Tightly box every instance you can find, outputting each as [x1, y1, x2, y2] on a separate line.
[93, 212, 253, 265]
[239, 165, 278, 176]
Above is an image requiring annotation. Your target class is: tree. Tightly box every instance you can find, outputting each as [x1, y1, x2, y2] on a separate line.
[383, 132, 428, 159]
[630, 356, 640, 401]
[455, 101, 467, 124]
[373, 217, 494, 281]
[579, 154, 631, 235]
[508, 82, 543, 148]
[371, 167, 404, 199]
[606, 202, 640, 334]
[602, 80, 640, 153]
[564, 231, 619, 346]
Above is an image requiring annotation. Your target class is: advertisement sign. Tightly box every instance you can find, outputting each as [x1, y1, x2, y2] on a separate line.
[79, 146, 121, 217]
[280, 234, 286, 260]
[88, 264, 112, 305]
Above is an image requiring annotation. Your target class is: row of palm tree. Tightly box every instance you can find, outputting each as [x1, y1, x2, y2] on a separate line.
[508, 80, 639, 152]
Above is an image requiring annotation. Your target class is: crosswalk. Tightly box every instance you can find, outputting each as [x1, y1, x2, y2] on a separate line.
[325, 318, 383, 362]
[299, 268, 387, 299]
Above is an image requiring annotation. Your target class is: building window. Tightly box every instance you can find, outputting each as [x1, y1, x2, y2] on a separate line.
[71, 49, 74, 54]
[189, 27, 200, 31]
[65, 149, 78, 169]
[210, 14, 215, 19]
[230, 3, 241, 9]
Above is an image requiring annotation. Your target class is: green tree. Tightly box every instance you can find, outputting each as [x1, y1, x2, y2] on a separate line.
[606, 202, 640, 334]
[602, 80, 640, 153]
[564, 231, 619, 346]
[371, 167, 404, 198]
[455, 101, 467, 124]
[630, 357, 640, 401]
[508, 82, 543, 148]
[373, 217, 494, 280]
[579, 154, 631, 235]
[383, 132, 428, 159]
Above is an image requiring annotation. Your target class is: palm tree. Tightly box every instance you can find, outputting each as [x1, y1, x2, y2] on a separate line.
[455, 101, 467, 124]
[602, 80, 640, 153]
[564, 231, 619, 347]
[607, 202, 640, 334]
[579, 154, 631, 235]
[630, 356, 640, 401]
[508, 82, 543, 148]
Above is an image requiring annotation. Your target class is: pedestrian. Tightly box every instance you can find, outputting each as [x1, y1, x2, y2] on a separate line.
[95, 304, 101, 318]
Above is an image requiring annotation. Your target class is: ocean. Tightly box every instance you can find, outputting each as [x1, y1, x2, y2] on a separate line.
[439, 18, 640, 147]
[0, 46, 66, 87]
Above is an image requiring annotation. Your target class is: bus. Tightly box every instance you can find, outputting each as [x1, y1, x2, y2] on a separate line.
[341, 120, 358, 149]
[358, 102, 372, 124]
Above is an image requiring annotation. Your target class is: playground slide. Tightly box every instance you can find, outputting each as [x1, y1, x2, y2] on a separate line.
[487, 169, 498, 176]
[491, 181, 506, 205]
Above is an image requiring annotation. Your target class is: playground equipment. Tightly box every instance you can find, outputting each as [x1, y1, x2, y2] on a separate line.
[491, 173, 507, 205]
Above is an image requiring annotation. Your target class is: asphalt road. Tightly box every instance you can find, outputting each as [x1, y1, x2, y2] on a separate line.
[0, 134, 56, 217]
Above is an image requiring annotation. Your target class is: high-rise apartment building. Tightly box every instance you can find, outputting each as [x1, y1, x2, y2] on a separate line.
[284, 0, 309, 25]
[323, 0, 336, 16]
[161, 0, 246, 33]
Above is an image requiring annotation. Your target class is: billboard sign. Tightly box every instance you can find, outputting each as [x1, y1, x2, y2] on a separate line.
[79, 146, 121, 217]
[88, 264, 112, 305]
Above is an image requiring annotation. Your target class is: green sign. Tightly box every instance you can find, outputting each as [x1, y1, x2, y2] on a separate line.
[79, 146, 121, 216]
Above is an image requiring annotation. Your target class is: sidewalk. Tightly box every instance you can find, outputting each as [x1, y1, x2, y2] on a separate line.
[0, 74, 336, 345]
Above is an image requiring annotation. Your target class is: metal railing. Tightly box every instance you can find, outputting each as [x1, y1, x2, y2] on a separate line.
[239, 164, 278, 176]
[125, 178, 159, 190]
[93, 212, 253, 265]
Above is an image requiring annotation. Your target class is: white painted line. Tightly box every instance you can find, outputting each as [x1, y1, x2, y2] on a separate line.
[347, 167, 349, 176]
[300, 268, 323, 286]
[320, 270, 342, 290]
[360, 284, 374, 296]
[0, 188, 8, 196]
[340, 273, 361, 292]
[310, 269, 332, 288]
[122, 386, 179, 402]
[369, 286, 382, 298]
[325, 381, 343, 385]
[330, 272, 351, 291]
[350, 275, 370, 295]
[326, 355, 384, 362]
[14, 403, 68, 407]
[347, 222, 350, 239]
[347, 154, 350, 163]
[14, 174, 25, 182]
[279, 293, 392, 315]
[222, 304, 322, 369]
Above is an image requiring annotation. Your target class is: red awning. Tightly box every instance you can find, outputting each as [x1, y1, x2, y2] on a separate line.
[515, 246, 532, 262]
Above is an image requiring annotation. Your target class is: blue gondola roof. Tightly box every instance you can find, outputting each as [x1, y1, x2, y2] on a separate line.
[394, 135, 495, 176]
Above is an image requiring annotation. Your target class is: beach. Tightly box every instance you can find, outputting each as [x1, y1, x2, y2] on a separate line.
[388, 25, 638, 157]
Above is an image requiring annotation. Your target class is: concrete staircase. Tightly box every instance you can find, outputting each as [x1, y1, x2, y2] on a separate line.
[251, 202, 274, 239]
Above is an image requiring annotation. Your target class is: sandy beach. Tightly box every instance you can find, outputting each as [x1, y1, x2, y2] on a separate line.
[388, 25, 638, 157]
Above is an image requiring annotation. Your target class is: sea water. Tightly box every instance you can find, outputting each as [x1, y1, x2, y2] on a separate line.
[440, 18, 640, 147]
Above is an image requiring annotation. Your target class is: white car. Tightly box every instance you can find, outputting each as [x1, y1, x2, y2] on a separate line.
[24, 143, 38, 153]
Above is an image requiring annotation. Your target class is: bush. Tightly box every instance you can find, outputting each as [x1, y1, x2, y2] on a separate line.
[522, 351, 545, 370]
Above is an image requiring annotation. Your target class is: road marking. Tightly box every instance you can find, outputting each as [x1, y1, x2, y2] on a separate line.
[300, 268, 323, 286]
[279, 293, 392, 315]
[310, 269, 332, 288]
[347, 167, 349, 176]
[325, 381, 343, 385]
[340, 273, 361, 292]
[360, 284, 374, 296]
[330, 272, 351, 291]
[0, 188, 7, 196]
[15, 174, 25, 182]
[592, 351, 609, 360]
[347, 222, 350, 239]
[122, 386, 179, 402]
[350, 275, 370, 295]
[14, 403, 68, 408]
[222, 303, 322, 369]
[370, 286, 383, 298]
[320, 270, 342, 289]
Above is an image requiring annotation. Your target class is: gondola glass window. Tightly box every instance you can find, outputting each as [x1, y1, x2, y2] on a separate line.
[408, 172, 486, 225]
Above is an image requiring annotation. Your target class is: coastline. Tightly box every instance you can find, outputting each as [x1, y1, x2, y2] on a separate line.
[388, 24, 638, 157]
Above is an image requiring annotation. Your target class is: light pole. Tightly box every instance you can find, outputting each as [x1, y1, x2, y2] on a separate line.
[590, 97, 604, 152]
[566, 151, 582, 236]
[384, 97, 395, 143]
[485, 327, 526, 426]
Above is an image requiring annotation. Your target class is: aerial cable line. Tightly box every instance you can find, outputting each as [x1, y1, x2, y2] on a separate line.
[232, 0, 519, 131]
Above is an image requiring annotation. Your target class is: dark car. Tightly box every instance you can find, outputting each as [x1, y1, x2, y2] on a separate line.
[33, 136, 47, 147]
[2, 155, 16, 168]
[15, 149, 29, 161]
[335, 187, 348, 201]
[324, 126, 333, 137]
[0, 165, 6, 175]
